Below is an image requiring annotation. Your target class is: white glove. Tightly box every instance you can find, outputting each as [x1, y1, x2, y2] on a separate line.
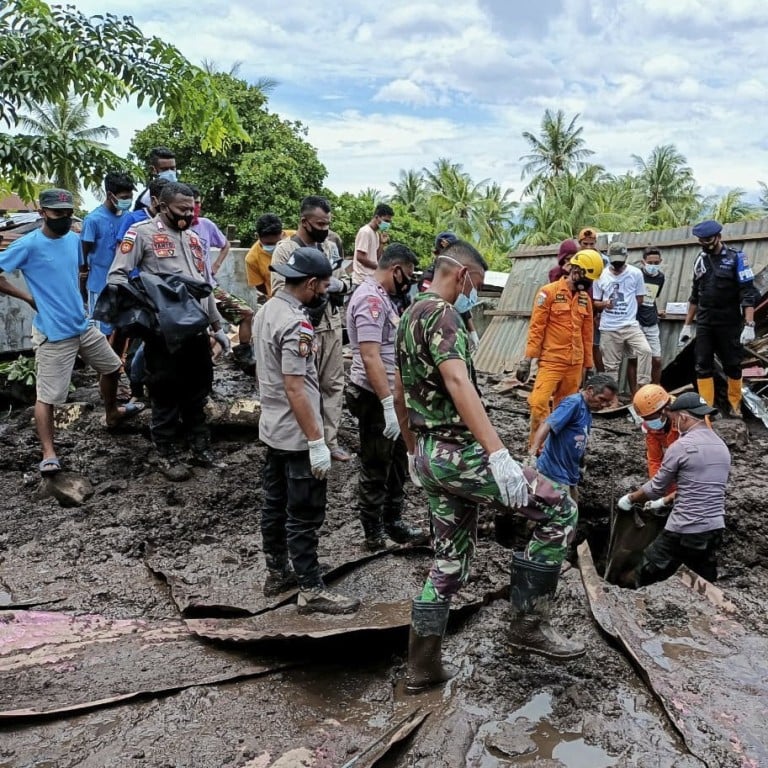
[617, 494, 633, 511]
[740, 325, 756, 345]
[307, 438, 332, 479]
[380, 395, 401, 440]
[213, 328, 231, 354]
[678, 324, 696, 348]
[327, 277, 345, 293]
[407, 453, 422, 487]
[488, 448, 528, 508]
[468, 330, 480, 352]
[643, 497, 668, 511]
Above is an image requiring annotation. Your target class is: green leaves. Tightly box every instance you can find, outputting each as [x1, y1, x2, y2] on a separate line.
[0, 355, 36, 388]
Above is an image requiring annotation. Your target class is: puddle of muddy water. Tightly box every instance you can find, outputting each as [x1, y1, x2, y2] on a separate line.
[465, 691, 616, 767]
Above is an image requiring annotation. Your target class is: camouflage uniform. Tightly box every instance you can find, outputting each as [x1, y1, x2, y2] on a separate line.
[397, 294, 577, 603]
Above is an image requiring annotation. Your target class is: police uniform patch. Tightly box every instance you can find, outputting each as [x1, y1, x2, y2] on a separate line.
[536, 292, 547, 307]
[189, 235, 205, 274]
[120, 229, 137, 253]
[367, 295, 383, 319]
[152, 234, 175, 258]
[298, 318, 315, 358]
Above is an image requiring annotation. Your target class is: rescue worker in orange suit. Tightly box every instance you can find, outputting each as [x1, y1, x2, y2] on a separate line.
[517, 249, 604, 447]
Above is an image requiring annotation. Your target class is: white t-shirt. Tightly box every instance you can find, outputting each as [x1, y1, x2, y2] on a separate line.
[594, 264, 646, 331]
[352, 224, 380, 285]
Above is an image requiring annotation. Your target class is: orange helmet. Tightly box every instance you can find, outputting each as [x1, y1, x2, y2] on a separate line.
[633, 384, 671, 417]
[570, 249, 604, 280]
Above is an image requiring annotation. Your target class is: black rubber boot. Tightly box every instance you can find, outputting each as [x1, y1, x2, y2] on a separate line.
[361, 519, 398, 552]
[384, 516, 428, 545]
[232, 343, 256, 376]
[189, 434, 226, 469]
[405, 600, 458, 694]
[508, 553, 585, 660]
[155, 442, 191, 482]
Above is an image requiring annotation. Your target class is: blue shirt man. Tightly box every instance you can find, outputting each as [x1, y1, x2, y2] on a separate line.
[530, 374, 618, 490]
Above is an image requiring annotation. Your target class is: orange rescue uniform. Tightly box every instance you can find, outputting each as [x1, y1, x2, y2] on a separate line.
[525, 277, 594, 444]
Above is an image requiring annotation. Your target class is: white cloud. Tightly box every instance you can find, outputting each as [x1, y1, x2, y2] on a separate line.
[373, 80, 434, 107]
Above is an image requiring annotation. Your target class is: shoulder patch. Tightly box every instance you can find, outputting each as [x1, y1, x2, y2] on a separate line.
[536, 292, 547, 307]
[122, 228, 137, 242]
[120, 239, 134, 254]
[366, 295, 383, 319]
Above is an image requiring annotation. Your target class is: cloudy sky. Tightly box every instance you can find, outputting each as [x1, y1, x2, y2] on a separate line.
[70, 0, 768, 203]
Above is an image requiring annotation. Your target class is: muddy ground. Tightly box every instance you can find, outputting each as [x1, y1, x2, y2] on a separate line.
[1, 360, 768, 768]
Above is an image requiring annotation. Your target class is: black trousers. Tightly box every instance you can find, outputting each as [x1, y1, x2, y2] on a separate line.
[637, 528, 723, 586]
[694, 323, 743, 380]
[346, 383, 407, 527]
[261, 447, 326, 588]
[143, 332, 213, 445]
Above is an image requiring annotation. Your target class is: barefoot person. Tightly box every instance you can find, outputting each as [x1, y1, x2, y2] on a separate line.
[0, 189, 143, 474]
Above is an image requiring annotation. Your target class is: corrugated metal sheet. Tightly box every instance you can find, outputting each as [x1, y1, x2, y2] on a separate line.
[474, 218, 768, 374]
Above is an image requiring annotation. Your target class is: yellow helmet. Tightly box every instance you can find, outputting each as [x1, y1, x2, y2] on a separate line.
[570, 249, 604, 280]
[633, 384, 671, 417]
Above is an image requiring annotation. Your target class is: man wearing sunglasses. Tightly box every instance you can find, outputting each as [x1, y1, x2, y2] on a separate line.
[678, 220, 759, 418]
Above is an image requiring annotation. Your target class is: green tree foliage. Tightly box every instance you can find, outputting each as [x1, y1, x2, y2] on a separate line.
[0, 0, 247, 200]
[131, 73, 326, 246]
[18, 95, 120, 205]
[705, 188, 760, 224]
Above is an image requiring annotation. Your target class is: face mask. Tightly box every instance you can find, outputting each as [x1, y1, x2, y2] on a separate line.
[644, 264, 660, 275]
[379, 220, 391, 232]
[45, 215, 73, 236]
[113, 196, 133, 214]
[261, 244, 276, 254]
[454, 275, 478, 314]
[164, 207, 193, 231]
[157, 169, 178, 182]
[611, 261, 625, 272]
[304, 220, 329, 243]
[574, 275, 592, 292]
[393, 266, 413, 296]
[644, 416, 666, 430]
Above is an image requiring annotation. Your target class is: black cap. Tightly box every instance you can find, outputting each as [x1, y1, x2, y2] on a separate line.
[269, 246, 332, 279]
[39, 188, 74, 209]
[667, 392, 717, 417]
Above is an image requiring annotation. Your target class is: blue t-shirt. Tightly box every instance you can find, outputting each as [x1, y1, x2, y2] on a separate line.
[116, 209, 150, 243]
[0, 228, 88, 342]
[536, 393, 592, 486]
[81, 204, 125, 293]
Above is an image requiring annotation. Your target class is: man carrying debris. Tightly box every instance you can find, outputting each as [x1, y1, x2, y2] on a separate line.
[517, 249, 604, 447]
[528, 373, 619, 502]
[619, 392, 730, 584]
[0, 189, 141, 475]
[254, 246, 361, 615]
[395, 241, 585, 695]
[678, 219, 759, 418]
[346, 243, 425, 550]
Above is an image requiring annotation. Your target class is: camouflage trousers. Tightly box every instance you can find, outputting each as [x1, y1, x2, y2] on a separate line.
[414, 434, 578, 603]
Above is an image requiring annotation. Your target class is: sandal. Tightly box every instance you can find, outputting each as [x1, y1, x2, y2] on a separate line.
[106, 400, 146, 428]
[39, 457, 62, 476]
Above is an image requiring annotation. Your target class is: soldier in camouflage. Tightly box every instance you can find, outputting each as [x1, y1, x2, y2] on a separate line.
[394, 241, 586, 694]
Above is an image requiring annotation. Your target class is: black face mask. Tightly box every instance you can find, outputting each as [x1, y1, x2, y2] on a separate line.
[45, 215, 73, 237]
[164, 207, 194, 231]
[305, 222, 329, 243]
[575, 277, 593, 292]
[393, 266, 413, 296]
[610, 261, 625, 272]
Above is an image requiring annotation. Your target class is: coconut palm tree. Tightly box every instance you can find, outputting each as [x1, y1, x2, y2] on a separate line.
[18, 95, 118, 205]
[390, 169, 426, 215]
[705, 188, 760, 224]
[631, 144, 702, 228]
[520, 110, 595, 195]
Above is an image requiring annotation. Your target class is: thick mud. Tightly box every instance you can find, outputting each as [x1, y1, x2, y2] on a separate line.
[2, 363, 768, 767]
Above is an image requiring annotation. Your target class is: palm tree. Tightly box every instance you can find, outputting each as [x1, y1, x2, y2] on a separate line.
[520, 110, 595, 195]
[390, 169, 426, 215]
[18, 95, 118, 204]
[757, 181, 768, 213]
[706, 188, 760, 223]
[631, 144, 702, 228]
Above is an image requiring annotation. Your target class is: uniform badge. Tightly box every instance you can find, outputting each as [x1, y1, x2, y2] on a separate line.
[152, 234, 175, 258]
[536, 292, 547, 307]
[367, 295, 383, 319]
[120, 229, 137, 253]
[298, 318, 315, 358]
[188, 235, 205, 274]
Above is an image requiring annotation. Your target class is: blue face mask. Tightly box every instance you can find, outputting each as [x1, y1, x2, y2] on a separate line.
[454, 280, 478, 314]
[157, 169, 178, 182]
[115, 198, 133, 213]
[261, 244, 276, 253]
[644, 416, 666, 430]
[644, 264, 660, 276]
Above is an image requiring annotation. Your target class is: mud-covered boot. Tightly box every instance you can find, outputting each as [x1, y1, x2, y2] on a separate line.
[296, 583, 361, 615]
[361, 519, 398, 552]
[384, 514, 427, 545]
[263, 562, 298, 597]
[508, 553, 585, 660]
[189, 434, 226, 469]
[405, 600, 457, 694]
[232, 343, 256, 376]
[155, 443, 192, 482]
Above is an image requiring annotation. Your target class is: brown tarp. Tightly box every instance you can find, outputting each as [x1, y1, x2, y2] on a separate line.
[579, 542, 768, 767]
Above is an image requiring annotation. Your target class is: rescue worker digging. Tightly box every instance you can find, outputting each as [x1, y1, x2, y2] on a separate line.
[395, 240, 585, 695]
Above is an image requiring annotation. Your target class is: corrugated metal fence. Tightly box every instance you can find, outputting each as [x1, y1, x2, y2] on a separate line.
[473, 218, 768, 375]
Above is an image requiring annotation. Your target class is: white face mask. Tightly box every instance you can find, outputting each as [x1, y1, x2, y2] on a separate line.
[644, 263, 660, 275]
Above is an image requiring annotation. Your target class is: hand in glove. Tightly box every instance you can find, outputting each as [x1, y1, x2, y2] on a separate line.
[516, 358, 532, 383]
[307, 438, 332, 479]
[489, 448, 529, 508]
[213, 328, 231, 354]
[327, 277, 345, 294]
[740, 324, 756, 345]
[468, 330, 480, 352]
[407, 453, 422, 487]
[643, 497, 669, 512]
[617, 494, 634, 511]
[678, 324, 696, 348]
[380, 395, 401, 440]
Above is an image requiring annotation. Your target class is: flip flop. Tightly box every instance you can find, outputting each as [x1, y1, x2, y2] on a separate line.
[39, 457, 62, 475]
[106, 400, 146, 428]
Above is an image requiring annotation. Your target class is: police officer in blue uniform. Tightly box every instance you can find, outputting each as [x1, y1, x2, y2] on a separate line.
[678, 219, 759, 417]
